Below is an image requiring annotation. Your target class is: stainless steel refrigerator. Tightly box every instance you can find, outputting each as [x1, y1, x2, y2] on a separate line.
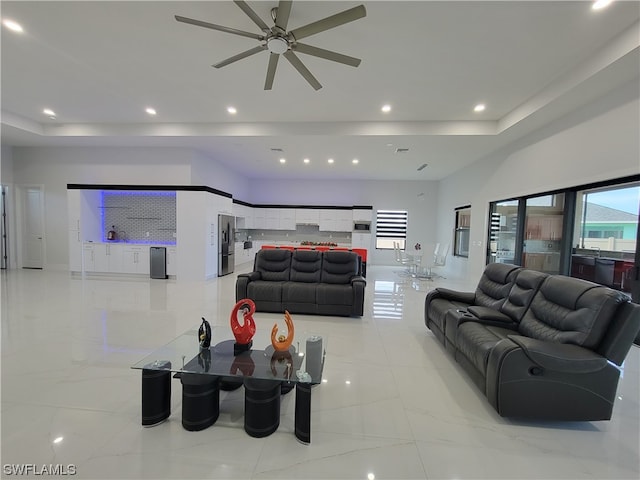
[218, 214, 235, 276]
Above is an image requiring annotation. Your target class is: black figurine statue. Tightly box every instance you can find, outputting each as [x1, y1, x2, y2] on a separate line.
[198, 317, 212, 349]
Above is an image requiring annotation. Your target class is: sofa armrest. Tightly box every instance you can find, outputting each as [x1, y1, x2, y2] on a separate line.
[433, 288, 475, 304]
[235, 272, 261, 302]
[507, 335, 608, 374]
[467, 306, 513, 323]
[350, 275, 366, 286]
[351, 276, 366, 316]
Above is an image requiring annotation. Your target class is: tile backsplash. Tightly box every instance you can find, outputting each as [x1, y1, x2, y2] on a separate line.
[102, 191, 176, 244]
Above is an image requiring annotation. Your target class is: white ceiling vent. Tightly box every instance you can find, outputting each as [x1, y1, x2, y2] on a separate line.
[417, 163, 428, 171]
[270, 148, 284, 152]
[395, 148, 409, 153]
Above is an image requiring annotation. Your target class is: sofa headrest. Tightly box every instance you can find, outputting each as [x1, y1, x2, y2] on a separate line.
[320, 251, 359, 284]
[501, 269, 548, 322]
[475, 263, 521, 310]
[519, 276, 629, 348]
[255, 248, 292, 282]
[290, 249, 322, 283]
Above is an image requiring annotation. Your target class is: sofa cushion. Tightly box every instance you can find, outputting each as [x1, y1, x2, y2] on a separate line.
[283, 282, 318, 304]
[500, 269, 548, 322]
[456, 323, 515, 374]
[316, 283, 354, 306]
[518, 276, 629, 348]
[254, 249, 292, 282]
[290, 250, 322, 283]
[320, 251, 359, 284]
[246, 281, 285, 312]
[475, 263, 521, 309]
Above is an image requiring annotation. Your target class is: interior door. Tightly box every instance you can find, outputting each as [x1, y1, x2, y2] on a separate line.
[23, 187, 44, 269]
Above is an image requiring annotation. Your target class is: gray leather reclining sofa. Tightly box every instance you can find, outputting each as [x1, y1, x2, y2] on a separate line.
[236, 248, 366, 316]
[425, 263, 640, 421]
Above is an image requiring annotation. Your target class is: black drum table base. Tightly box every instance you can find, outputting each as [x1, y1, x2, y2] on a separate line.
[244, 379, 281, 438]
[141, 369, 171, 427]
[295, 383, 312, 444]
[181, 374, 220, 431]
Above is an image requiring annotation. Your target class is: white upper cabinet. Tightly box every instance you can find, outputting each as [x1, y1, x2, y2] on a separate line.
[279, 208, 296, 230]
[295, 208, 320, 225]
[353, 209, 373, 222]
[319, 209, 352, 232]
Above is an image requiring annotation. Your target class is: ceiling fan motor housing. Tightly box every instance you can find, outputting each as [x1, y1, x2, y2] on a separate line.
[267, 36, 289, 54]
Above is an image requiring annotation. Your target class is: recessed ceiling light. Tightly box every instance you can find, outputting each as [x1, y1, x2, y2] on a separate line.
[303, 158, 310, 164]
[227, 106, 237, 114]
[352, 159, 359, 164]
[2, 19, 23, 33]
[328, 158, 334, 164]
[592, 0, 613, 10]
[279, 158, 286, 164]
[43, 108, 56, 118]
[386, 143, 393, 147]
[381, 104, 391, 113]
[52, 436, 63, 444]
[145, 107, 157, 115]
[474, 103, 486, 112]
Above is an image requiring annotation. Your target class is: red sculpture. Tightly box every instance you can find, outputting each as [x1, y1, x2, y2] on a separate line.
[230, 299, 256, 346]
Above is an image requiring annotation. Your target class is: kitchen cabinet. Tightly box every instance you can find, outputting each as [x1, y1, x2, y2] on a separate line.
[122, 245, 150, 274]
[571, 255, 596, 282]
[94, 243, 123, 273]
[319, 209, 352, 232]
[295, 208, 320, 225]
[279, 209, 296, 230]
[253, 209, 266, 229]
[352, 232, 371, 250]
[166, 247, 177, 276]
[526, 215, 563, 240]
[353, 209, 373, 222]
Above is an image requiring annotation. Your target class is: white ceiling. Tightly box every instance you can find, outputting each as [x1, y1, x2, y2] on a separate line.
[2, 1, 639, 181]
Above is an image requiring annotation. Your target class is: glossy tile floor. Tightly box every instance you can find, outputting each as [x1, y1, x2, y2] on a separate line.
[1, 265, 639, 479]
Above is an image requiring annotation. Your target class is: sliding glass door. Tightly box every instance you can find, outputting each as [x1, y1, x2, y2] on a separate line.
[523, 193, 565, 275]
[570, 182, 639, 294]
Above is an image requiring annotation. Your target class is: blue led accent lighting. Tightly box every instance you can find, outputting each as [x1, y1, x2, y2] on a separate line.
[101, 190, 177, 245]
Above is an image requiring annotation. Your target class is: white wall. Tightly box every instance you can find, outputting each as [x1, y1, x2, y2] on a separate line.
[246, 179, 439, 265]
[437, 85, 640, 282]
[190, 151, 250, 200]
[11, 147, 193, 269]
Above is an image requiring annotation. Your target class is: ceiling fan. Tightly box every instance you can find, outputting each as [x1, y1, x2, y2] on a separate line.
[175, 1, 366, 90]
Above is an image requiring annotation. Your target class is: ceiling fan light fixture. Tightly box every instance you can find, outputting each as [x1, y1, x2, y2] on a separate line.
[267, 36, 289, 54]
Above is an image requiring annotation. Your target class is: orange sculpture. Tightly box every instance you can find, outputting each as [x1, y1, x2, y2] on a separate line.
[230, 299, 256, 345]
[271, 310, 294, 352]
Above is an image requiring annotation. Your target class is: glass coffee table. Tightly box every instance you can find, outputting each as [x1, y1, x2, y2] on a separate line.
[131, 325, 326, 444]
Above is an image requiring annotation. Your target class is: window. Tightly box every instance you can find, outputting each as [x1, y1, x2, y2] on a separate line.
[454, 206, 470, 257]
[375, 209, 407, 249]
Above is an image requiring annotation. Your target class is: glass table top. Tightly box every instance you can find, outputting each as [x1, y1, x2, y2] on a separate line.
[131, 325, 326, 384]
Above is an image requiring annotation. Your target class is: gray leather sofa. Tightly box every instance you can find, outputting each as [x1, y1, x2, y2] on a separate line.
[425, 263, 640, 421]
[236, 248, 366, 316]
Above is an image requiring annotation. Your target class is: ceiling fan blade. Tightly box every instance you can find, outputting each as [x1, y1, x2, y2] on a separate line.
[292, 43, 361, 67]
[233, 0, 270, 32]
[213, 45, 266, 68]
[274, 1, 293, 31]
[288, 5, 366, 41]
[283, 50, 322, 90]
[264, 53, 279, 90]
[175, 15, 264, 41]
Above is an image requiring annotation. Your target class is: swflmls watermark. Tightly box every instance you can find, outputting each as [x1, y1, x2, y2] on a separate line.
[3, 464, 77, 476]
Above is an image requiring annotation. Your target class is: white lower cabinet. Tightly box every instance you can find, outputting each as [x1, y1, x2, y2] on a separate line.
[166, 247, 177, 276]
[122, 246, 150, 274]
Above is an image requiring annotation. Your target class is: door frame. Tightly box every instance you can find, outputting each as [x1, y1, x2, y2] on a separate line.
[15, 184, 46, 269]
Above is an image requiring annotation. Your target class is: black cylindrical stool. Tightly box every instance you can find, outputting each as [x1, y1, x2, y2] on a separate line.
[243, 379, 281, 438]
[141, 363, 171, 427]
[181, 374, 220, 431]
